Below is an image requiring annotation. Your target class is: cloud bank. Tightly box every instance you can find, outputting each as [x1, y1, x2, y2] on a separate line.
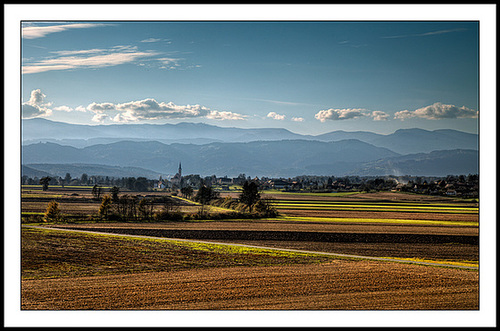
[314, 108, 366, 122]
[22, 89, 247, 123]
[394, 102, 478, 120]
[87, 98, 247, 123]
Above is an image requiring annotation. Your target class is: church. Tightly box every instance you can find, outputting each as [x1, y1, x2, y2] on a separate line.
[170, 162, 182, 187]
[156, 162, 182, 189]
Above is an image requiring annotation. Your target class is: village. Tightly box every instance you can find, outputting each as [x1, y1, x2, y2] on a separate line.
[22, 161, 479, 199]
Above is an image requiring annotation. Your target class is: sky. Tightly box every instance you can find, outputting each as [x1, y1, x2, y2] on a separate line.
[20, 19, 480, 135]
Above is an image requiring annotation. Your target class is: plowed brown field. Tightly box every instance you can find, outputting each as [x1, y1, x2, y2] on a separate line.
[21, 262, 478, 310]
[21, 189, 479, 311]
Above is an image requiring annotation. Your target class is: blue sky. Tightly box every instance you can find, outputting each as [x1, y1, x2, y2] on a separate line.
[21, 20, 479, 134]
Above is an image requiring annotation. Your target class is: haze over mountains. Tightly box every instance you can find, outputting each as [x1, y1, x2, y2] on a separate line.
[21, 118, 479, 179]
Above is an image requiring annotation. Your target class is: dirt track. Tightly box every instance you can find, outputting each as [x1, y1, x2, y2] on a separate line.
[21, 262, 478, 310]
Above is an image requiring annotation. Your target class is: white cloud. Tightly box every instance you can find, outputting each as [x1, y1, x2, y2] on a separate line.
[370, 111, 389, 121]
[28, 88, 47, 105]
[51, 48, 107, 56]
[206, 110, 247, 121]
[292, 117, 305, 122]
[92, 113, 109, 123]
[22, 103, 50, 118]
[22, 89, 52, 118]
[22, 46, 160, 74]
[314, 108, 366, 122]
[87, 98, 246, 122]
[53, 105, 87, 112]
[22, 23, 109, 39]
[140, 38, 162, 43]
[267, 112, 286, 120]
[394, 102, 478, 120]
[53, 105, 73, 112]
[158, 57, 182, 70]
[87, 102, 116, 113]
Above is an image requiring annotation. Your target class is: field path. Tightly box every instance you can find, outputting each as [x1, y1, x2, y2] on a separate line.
[23, 225, 478, 270]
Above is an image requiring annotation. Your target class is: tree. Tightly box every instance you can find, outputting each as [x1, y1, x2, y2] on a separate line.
[92, 184, 103, 200]
[39, 176, 51, 191]
[194, 184, 219, 217]
[80, 173, 88, 185]
[44, 200, 62, 222]
[98, 195, 112, 221]
[194, 184, 219, 205]
[138, 198, 154, 220]
[254, 198, 278, 217]
[110, 186, 120, 202]
[134, 177, 149, 191]
[180, 186, 194, 199]
[115, 194, 138, 221]
[239, 181, 260, 212]
[64, 173, 72, 185]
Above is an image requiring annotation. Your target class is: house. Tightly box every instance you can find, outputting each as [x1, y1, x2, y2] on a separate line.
[157, 176, 166, 189]
[269, 179, 290, 190]
[218, 177, 233, 185]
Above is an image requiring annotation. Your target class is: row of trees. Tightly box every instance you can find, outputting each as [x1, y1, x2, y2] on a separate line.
[192, 180, 277, 218]
[42, 180, 277, 223]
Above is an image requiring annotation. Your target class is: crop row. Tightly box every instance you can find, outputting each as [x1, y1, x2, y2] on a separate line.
[279, 216, 478, 227]
[273, 201, 478, 214]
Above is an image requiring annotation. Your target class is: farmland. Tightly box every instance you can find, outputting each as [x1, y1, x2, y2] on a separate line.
[20, 185, 479, 310]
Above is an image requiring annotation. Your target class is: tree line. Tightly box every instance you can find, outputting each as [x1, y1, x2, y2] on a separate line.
[42, 180, 277, 223]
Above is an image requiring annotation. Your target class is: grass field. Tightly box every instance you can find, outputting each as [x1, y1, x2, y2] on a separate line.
[20, 186, 479, 310]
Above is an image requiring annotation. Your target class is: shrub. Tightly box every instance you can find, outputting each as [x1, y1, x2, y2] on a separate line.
[98, 195, 112, 221]
[153, 210, 185, 222]
[44, 200, 63, 223]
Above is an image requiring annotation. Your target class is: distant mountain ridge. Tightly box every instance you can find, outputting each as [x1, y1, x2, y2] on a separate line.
[22, 118, 478, 154]
[22, 139, 478, 178]
[22, 139, 398, 178]
[21, 119, 479, 178]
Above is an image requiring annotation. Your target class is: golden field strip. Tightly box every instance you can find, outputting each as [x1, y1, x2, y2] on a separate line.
[273, 201, 478, 214]
[280, 216, 477, 227]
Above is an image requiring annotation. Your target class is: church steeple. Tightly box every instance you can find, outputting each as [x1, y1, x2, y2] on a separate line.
[178, 162, 182, 177]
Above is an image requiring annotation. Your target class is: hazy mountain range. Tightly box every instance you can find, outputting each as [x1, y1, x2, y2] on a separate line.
[21, 118, 479, 178]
